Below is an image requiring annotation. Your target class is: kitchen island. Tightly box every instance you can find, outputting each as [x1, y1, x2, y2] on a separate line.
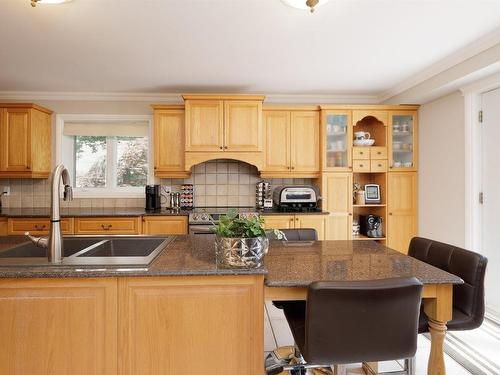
[0, 236, 462, 375]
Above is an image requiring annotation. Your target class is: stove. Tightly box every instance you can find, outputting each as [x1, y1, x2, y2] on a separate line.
[188, 207, 258, 234]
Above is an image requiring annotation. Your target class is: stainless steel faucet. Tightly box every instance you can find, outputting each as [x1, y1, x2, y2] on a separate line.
[26, 164, 73, 263]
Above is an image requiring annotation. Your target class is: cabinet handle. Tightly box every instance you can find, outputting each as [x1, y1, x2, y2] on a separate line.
[389, 213, 393, 216]
[378, 164, 382, 167]
[34, 224, 46, 230]
[348, 213, 352, 216]
[224, 146, 228, 150]
[360, 151, 364, 155]
[101, 224, 112, 230]
[219, 146, 223, 150]
[26, 166, 30, 170]
[359, 164, 364, 167]
[377, 151, 382, 155]
[295, 217, 299, 221]
[291, 166, 295, 170]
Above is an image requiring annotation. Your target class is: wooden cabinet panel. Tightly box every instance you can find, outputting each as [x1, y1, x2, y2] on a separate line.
[353, 160, 370, 172]
[322, 173, 353, 240]
[118, 275, 263, 375]
[0, 218, 7, 236]
[388, 110, 418, 171]
[153, 108, 188, 177]
[370, 159, 387, 172]
[352, 110, 388, 126]
[370, 146, 387, 160]
[74, 217, 140, 235]
[185, 100, 223, 151]
[352, 147, 370, 160]
[224, 100, 262, 152]
[263, 111, 290, 172]
[296, 215, 326, 240]
[0, 278, 117, 375]
[387, 172, 417, 253]
[1, 108, 31, 172]
[326, 214, 352, 240]
[141, 216, 188, 235]
[262, 215, 295, 230]
[290, 111, 320, 173]
[0, 104, 52, 178]
[8, 218, 73, 235]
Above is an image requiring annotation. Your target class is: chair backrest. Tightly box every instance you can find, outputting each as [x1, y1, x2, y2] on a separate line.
[267, 228, 318, 241]
[304, 277, 423, 364]
[408, 237, 488, 330]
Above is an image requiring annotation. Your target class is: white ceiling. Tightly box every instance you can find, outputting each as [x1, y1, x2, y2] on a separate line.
[2, 0, 500, 97]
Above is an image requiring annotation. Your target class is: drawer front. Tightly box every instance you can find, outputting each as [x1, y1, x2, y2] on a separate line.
[370, 147, 387, 160]
[8, 218, 74, 235]
[371, 159, 388, 172]
[0, 219, 7, 236]
[142, 216, 188, 235]
[74, 217, 140, 234]
[352, 147, 370, 160]
[352, 160, 370, 173]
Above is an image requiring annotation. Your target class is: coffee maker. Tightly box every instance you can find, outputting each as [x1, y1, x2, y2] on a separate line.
[145, 185, 161, 211]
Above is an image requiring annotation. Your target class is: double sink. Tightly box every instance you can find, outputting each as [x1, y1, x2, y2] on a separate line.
[0, 236, 174, 267]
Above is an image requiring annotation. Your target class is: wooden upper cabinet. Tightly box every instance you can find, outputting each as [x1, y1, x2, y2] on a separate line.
[321, 110, 352, 171]
[352, 110, 388, 127]
[152, 106, 190, 178]
[388, 110, 418, 171]
[224, 100, 262, 152]
[0, 104, 52, 178]
[261, 109, 320, 177]
[263, 111, 290, 172]
[185, 99, 224, 152]
[183, 95, 264, 153]
[290, 111, 320, 173]
[387, 172, 417, 253]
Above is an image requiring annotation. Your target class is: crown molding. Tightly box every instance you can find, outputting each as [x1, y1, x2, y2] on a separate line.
[379, 26, 500, 103]
[0, 91, 184, 102]
[0, 91, 379, 104]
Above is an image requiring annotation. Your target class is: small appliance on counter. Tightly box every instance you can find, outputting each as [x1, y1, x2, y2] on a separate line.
[273, 185, 321, 212]
[256, 181, 272, 209]
[145, 184, 161, 211]
[359, 214, 383, 238]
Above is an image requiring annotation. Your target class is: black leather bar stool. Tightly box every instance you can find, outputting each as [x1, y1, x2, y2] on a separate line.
[408, 237, 488, 333]
[366, 237, 489, 375]
[265, 277, 423, 375]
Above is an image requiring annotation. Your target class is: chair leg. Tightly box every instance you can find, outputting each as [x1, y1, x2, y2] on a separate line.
[333, 364, 347, 375]
[404, 357, 416, 375]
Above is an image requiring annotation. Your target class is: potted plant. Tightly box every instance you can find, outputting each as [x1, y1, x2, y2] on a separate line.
[212, 209, 285, 268]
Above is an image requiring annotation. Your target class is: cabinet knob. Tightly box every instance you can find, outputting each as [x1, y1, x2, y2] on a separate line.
[378, 164, 382, 167]
[224, 146, 228, 150]
[360, 152, 364, 155]
[360, 164, 364, 167]
[348, 213, 352, 216]
[378, 152, 382, 155]
[291, 166, 295, 170]
[389, 213, 393, 216]
[219, 146, 223, 150]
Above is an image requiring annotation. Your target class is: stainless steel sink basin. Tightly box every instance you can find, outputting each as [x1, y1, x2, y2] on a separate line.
[0, 236, 174, 267]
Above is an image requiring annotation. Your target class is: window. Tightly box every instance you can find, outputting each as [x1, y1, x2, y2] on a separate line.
[58, 115, 152, 197]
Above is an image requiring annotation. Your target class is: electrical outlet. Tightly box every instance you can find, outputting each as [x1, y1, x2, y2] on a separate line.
[2, 186, 10, 196]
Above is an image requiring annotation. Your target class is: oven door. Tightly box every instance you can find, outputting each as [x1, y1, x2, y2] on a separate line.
[188, 224, 215, 235]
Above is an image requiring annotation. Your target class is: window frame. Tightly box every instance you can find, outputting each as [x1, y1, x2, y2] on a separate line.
[56, 114, 154, 198]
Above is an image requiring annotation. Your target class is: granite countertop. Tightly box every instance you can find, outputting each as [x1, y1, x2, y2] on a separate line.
[0, 235, 266, 278]
[0, 207, 329, 218]
[0, 236, 463, 286]
[264, 240, 463, 286]
[0, 207, 192, 218]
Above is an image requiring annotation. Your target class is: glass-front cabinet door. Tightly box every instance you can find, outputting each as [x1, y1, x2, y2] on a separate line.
[322, 110, 352, 171]
[388, 111, 417, 171]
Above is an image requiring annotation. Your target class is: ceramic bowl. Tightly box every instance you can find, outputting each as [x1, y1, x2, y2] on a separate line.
[353, 139, 375, 147]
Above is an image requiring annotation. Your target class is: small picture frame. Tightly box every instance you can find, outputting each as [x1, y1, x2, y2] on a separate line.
[364, 184, 381, 204]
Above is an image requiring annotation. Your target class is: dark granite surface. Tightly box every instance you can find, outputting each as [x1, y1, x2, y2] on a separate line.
[0, 207, 329, 218]
[0, 235, 265, 278]
[0, 236, 462, 286]
[264, 240, 463, 286]
[0, 207, 191, 218]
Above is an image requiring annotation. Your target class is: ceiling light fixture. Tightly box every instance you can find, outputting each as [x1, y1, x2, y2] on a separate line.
[281, 0, 329, 13]
[31, 0, 72, 7]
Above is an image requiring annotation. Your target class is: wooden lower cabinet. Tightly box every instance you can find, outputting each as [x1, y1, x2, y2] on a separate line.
[7, 217, 74, 235]
[321, 173, 353, 240]
[262, 214, 326, 240]
[141, 216, 188, 235]
[74, 217, 140, 235]
[0, 218, 7, 236]
[0, 278, 118, 375]
[118, 275, 264, 375]
[326, 214, 352, 240]
[387, 172, 417, 254]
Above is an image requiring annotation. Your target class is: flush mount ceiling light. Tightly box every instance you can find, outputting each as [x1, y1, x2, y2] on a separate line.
[31, 0, 73, 7]
[281, 0, 329, 13]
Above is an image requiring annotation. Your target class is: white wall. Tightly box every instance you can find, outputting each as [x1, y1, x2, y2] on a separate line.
[418, 91, 466, 247]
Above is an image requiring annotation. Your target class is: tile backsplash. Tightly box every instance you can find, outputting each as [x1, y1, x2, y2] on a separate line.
[0, 160, 311, 209]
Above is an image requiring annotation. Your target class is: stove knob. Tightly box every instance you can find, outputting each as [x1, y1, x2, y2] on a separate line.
[191, 214, 200, 221]
[201, 214, 210, 222]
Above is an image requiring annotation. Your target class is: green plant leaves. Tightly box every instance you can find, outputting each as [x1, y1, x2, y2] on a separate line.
[212, 209, 266, 238]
